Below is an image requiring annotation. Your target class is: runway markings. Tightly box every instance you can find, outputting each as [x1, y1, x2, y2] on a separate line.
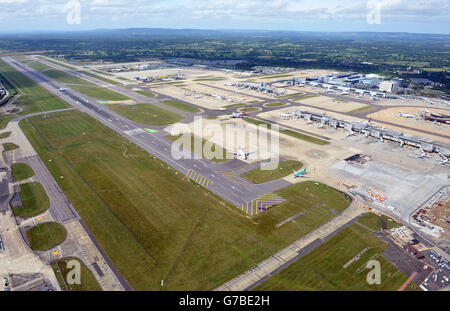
[185, 169, 214, 187]
[217, 170, 238, 179]
[123, 128, 145, 136]
[241, 192, 285, 216]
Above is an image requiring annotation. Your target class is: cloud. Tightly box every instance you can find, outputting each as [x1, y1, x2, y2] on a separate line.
[0, 0, 448, 32]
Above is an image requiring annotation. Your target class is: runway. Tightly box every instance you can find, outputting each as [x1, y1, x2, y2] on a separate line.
[4, 57, 292, 214]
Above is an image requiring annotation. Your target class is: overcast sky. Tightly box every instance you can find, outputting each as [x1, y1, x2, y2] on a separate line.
[0, 0, 449, 34]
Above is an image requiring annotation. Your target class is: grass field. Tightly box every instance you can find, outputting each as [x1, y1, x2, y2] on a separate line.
[242, 160, 302, 184]
[265, 102, 287, 107]
[254, 224, 415, 291]
[167, 133, 232, 162]
[0, 115, 15, 130]
[349, 106, 375, 114]
[28, 61, 129, 101]
[241, 107, 259, 112]
[243, 118, 329, 145]
[0, 59, 69, 115]
[160, 100, 200, 113]
[13, 182, 49, 218]
[11, 163, 34, 181]
[71, 85, 130, 101]
[107, 103, 183, 126]
[357, 213, 402, 231]
[20, 110, 351, 290]
[134, 90, 156, 97]
[26, 222, 67, 251]
[3, 143, 19, 151]
[276, 92, 304, 99]
[291, 94, 318, 101]
[51, 257, 102, 291]
[38, 56, 77, 70]
[78, 71, 121, 86]
[0, 131, 11, 139]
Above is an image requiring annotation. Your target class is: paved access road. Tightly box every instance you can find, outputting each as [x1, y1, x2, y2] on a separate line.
[214, 204, 365, 291]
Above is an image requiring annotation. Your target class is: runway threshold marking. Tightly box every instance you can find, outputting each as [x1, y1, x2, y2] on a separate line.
[185, 169, 214, 187]
[240, 192, 285, 216]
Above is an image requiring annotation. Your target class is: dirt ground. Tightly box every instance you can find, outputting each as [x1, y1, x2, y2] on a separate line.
[368, 106, 450, 138]
[293, 95, 369, 113]
[260, 104, 450, 144]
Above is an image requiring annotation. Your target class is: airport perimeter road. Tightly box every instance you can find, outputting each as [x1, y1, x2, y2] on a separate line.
[214, 204, 366, 291]
[2, 112, 131, 291]
[4, 57, 292, 211]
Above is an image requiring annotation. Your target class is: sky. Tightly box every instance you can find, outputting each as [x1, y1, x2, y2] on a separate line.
[0, 0, 449, 34]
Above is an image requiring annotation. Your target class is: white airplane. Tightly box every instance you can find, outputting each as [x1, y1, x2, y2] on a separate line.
[415, 149, 430, 159]
[279, 113, 292, 120]
[438, 152, 449, 165]
[59, 87, 67, 91]
[233, 146, 252, 160]
[230, 110, 247, 118]
[399, 112, 415, 119]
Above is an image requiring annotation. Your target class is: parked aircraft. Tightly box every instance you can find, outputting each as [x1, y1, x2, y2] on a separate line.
[233, 146, 252, 160]
[399, 112, 415, 119]
[230, 110, 247, 118]
[293, 168, 307, 178]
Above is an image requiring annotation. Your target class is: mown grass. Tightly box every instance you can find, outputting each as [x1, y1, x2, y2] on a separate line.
[243, 118, 329, 145]
[0, 115, 15, 130]
[51, 257, 102, 291]
[3, 143, 19, 151]
[276, 92, 304, 99]
[0, 131, 11, 139]
[70, 85, 130, 101]
[265, 102, 287, 107]
[107, 103, 183, 126]
[134, 90, 156, 97]
[358, 213, 402, 231]
[26, 222, 67, 251]
[38, 56, 77, 70]
[11, 163, 34, 181]
[241, 160, 302, 184]
[291, 94, 318, 101]
[78, 71, 121, 86]
[28, 61, 129, 101]
[160, 99, 200, 113]
[13, 182, 49, 218]
[20, 110, 351, 290]
[241, 107, 259, 112]
[254, 224, 415, 291]
[349, 106, 375, 114]
[0, 59, 69, 115]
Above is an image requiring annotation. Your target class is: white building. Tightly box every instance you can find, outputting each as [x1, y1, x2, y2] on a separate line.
[379, 80, 399, 92]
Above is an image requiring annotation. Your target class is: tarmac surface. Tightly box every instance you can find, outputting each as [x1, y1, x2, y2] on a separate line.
[4, 57, 292, 213]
